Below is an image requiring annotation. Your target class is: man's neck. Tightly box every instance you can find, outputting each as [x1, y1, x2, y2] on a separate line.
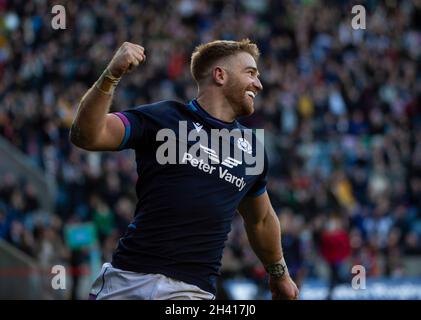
[196, 91, 236, 123]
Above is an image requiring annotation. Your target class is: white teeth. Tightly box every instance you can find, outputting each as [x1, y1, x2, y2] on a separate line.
[246, 91, 255, 98]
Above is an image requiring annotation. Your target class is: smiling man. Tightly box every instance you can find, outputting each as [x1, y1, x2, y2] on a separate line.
[70, 39, 299, 300]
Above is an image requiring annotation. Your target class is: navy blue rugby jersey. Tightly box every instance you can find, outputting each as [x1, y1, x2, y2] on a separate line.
[111, 98, 268, 295]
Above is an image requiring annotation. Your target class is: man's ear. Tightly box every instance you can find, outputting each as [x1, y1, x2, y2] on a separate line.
[212, 66, 226, 86]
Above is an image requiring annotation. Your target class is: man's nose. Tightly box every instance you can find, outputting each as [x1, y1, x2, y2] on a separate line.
[254, 78, 263, 92]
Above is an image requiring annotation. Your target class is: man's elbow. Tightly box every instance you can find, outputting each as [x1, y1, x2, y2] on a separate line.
[69, 123, 92, 150]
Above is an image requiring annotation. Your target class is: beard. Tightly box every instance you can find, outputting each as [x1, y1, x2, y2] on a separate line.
[223, 76, 254, 117]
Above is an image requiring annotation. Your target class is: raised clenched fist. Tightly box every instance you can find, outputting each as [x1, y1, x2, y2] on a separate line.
[107, 42, 146, 78]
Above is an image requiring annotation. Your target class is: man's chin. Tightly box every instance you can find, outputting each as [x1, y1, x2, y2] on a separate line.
[242, 102, 254, 116]
[233, 99, 254, 117]
[244, 107, 254, 116]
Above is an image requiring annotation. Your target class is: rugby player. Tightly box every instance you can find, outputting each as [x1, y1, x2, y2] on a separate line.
[70, 39, 299, 300]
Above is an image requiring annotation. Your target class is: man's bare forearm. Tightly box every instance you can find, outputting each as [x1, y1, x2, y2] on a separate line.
[70, 86, 113, 148]
[244, 208, 283, 265]
[69, 42, 146, 149]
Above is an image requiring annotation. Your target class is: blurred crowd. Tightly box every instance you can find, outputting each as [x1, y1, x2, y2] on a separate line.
[0, 0, 420, 299]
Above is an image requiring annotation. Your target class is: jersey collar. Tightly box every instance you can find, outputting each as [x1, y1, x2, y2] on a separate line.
[187, 99, 239, 130]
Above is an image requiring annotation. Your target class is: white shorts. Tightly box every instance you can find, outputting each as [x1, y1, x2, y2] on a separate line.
[89, 263, 215, 300]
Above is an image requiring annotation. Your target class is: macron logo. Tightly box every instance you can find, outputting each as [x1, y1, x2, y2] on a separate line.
[193, 122, 203, 133]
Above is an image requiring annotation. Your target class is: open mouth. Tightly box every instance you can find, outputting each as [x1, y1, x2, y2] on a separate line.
[245, 90, 256, 99]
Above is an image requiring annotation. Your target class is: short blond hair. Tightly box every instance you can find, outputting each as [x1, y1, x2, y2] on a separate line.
[190, 39, 260, 83]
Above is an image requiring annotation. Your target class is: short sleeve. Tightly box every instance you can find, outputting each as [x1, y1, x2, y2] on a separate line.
[112, 109, 147, 150]
[245, 148, 268, 197]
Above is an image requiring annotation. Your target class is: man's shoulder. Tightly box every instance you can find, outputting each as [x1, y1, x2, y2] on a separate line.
[236, 121, 252, 131]
[234, 122, 266, 157]
[122, 99, 190, 130]
[131, 99, 186, 115]
[235, 122, 262, 139]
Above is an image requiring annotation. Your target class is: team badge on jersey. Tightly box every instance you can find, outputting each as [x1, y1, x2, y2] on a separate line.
[237, 138, 252, 154]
